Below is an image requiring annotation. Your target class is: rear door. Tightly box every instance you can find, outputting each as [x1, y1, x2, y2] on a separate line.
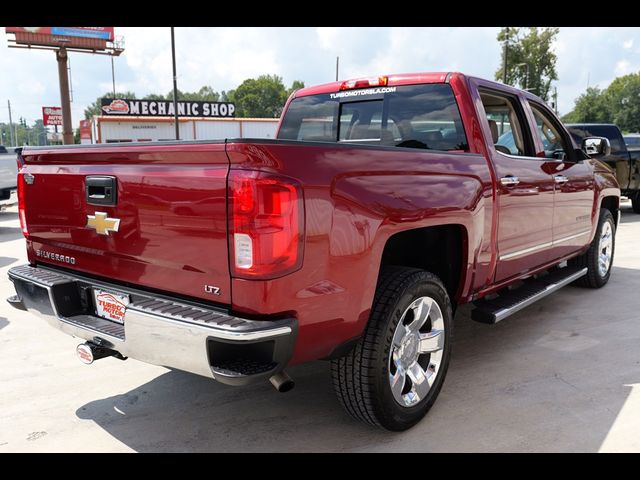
[20, 143, 232, 304]
[526, 101, 594, 259]
[476, 86, 556, 283]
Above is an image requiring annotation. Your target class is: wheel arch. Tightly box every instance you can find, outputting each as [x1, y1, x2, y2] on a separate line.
[378, 224, 469, 302]
[600, 195, 620, 228]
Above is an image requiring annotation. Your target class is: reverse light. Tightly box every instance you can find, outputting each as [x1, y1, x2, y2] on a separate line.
[228, 170, 304, 279]
[17, 173, 28, 238]
[339, 76, 388, 91]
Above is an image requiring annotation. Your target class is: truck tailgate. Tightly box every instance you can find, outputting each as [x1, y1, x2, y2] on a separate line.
[20, 143, 231, 304]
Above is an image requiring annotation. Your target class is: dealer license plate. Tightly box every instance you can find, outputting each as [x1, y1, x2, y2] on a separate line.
[93, 288, 130, 324]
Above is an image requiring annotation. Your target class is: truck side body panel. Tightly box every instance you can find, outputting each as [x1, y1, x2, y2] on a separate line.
[226, 141, 493, 363]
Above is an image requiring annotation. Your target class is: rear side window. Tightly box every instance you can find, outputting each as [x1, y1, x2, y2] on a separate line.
[278, 84, 468, 152]
[479, 89, 532, 157]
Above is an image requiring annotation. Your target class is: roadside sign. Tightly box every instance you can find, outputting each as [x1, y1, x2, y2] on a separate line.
[42, 106, 63, 126]
[80, 120, 92, 144]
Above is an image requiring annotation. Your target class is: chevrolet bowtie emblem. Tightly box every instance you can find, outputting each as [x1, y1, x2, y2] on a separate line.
[87, 212, 120, 236]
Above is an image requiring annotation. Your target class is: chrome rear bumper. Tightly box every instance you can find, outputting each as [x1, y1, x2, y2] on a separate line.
[8, 264, 296, 385]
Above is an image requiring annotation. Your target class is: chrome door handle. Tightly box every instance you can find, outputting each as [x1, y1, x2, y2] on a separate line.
[500, 176, 520, 187]
[554, 175, 569, 184]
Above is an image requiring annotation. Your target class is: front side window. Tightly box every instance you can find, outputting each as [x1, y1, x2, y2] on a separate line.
[530, 103, 570, 160]
[278, 84, 468, 152]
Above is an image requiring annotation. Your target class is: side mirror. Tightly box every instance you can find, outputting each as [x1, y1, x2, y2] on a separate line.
[582, 136, 611, 157]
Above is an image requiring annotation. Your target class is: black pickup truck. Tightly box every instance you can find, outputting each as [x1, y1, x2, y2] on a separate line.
[567, 124, 640, 213]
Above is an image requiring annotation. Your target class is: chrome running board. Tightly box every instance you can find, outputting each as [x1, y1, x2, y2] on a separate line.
[471, 267, 588, 324]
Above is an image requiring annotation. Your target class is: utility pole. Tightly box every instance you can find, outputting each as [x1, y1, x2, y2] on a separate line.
[111, 56, 116, 98]
[336, 56, 339, 81]
[171, 27, 180, 140]
[502, 27, 509, 85]
[7, 100, 15, 147]
[553, 86, 558, 114]
[56, 47, 74, 145]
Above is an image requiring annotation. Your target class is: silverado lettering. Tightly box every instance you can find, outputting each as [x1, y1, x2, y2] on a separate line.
[35, 249, 76, 265]
[8, 72, 620, 431]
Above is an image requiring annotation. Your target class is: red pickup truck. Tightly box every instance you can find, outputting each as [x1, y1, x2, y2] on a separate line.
[8, 72, 620, 431]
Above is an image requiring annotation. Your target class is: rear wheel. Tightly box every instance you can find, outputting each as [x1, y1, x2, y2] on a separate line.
[570, 209, 616, 288]
[331, 267, 453, 431]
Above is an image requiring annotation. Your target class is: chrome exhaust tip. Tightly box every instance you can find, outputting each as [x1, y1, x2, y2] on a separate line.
[269, 371, 295, 393]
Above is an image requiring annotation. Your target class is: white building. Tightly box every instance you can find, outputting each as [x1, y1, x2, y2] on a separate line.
[90, 116, 280, 143]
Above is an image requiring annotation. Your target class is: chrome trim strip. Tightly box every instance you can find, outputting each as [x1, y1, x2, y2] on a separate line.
[552, 230, 591, 245]
[499, 241, 553, 261]
[492, 267, 587, 322]
[499, 230, 591, 261]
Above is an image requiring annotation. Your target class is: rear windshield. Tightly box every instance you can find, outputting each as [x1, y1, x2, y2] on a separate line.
[278, 84, 468, 152]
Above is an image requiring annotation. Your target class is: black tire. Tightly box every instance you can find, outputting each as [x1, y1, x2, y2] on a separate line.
[632, 192, 640, 214]
[569, 209, 616, 288]
[331, 267, 453, 431]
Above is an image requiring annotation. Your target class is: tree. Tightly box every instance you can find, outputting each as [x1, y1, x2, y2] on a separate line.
[232, 75, 292, 117]
[161, 86, 221, 102]
[287, 80, 305, 97]
[84, 91, 137, 119]
[563, 73, 640, 132]
[495, 27, 559, 101]
[142, 93, 166, 101]
[561, 87, 612, 124]
[606, 73, 640, 132]
[220, 90, 235, 103]
[32, 119, 47, 146]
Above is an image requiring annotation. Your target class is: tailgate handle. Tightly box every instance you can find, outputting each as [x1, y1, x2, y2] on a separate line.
[86, 176, 117, 206]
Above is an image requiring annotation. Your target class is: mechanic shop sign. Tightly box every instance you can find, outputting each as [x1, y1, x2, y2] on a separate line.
[100, 98, 235, 118]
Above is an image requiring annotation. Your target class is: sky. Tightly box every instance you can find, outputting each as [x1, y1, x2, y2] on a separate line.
[1, 26, 639, 130]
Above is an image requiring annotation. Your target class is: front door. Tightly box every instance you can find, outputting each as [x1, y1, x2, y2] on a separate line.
[478, 88, 556, 283]
[526, 101, 595, 260]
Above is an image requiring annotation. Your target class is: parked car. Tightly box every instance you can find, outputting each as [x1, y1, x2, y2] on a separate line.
[7, 73, 619, 431]
[623, 133, 640, 150]
[0, 145, 8, 154]
[567, 124, 640, 212]
[0, 146, 18, 210]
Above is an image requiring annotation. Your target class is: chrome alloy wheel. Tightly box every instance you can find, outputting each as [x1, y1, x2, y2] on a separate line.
[598, 220, 613, 277]
[389, 296, 445, 407]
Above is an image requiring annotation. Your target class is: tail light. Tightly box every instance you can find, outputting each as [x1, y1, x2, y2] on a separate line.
[339, 76, 388, 91]
[228, 170, 304, 279]
[17, 173, 29, 238]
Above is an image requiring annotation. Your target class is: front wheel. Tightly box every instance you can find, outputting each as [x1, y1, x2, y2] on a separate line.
[331, 267, 453, 431]
[570, 209, 616, 288]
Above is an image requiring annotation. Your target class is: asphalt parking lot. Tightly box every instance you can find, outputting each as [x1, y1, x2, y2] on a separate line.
[1, 201, 639, 452]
